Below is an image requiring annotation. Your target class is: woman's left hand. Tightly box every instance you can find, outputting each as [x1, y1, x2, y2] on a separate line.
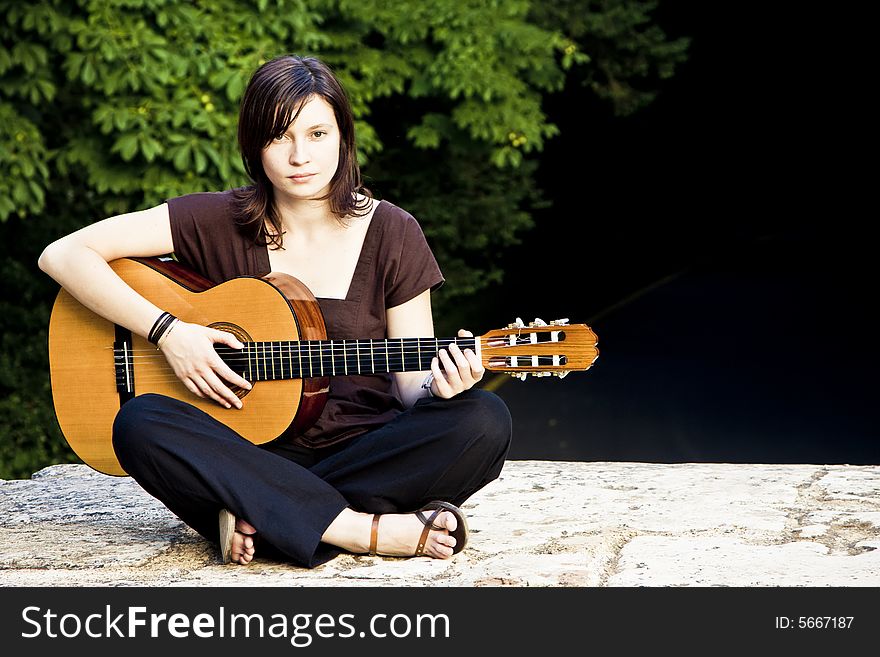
[429, 329, 485, 398]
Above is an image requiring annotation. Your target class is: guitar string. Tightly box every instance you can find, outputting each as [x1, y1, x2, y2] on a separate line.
[117, 354, 560, 384]
[113, 335, 555, 357]
[115, 345, 562, 368]
[116, 336, 484, 355]
[117, 340, 493, 360]
[112, 342, 554, 383]
[109, 336, 567, 382]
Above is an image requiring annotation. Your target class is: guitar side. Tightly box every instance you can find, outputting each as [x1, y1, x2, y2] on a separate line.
[48, 258, 320, 476]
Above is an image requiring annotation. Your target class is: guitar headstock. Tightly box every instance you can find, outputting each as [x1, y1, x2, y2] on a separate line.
[480, 318, 599, 379]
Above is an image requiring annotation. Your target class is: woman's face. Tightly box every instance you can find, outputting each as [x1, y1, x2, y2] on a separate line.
[261, 94, 341, 203]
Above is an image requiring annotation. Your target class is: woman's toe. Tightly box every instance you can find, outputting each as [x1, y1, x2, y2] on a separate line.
[441, 511, 457, 533]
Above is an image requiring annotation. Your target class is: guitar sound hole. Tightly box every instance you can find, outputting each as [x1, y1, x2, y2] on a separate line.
[210, 322, 253, 399]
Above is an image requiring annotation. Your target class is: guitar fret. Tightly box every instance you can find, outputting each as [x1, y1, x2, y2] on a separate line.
[370, 340, 375, 374]
[400, 339, 405, 372]
[332, 340, 337, 376]
[385, 338, 389, 373]
[356, 340, 361, 374]
[271, 341, 277, 380]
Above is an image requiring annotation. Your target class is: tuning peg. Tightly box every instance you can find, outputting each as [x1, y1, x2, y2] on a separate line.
[554, 371, 570, 379]
[528, 318, 548, 327]
[549, 318, 570, 326]
[507, 372, 528, 381]
[507, 317, 525, 329]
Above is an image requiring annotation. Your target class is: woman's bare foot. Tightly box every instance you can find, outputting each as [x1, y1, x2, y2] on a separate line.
[322, 508, 459, 559]
[230, 518, 257, 565]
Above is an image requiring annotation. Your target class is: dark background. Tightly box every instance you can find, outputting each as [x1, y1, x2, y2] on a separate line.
[474, 3, 877, 464]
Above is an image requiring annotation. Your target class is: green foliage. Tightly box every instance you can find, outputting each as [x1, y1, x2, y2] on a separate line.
[0, 0, 688, 478]
[531, 0, 691, 116]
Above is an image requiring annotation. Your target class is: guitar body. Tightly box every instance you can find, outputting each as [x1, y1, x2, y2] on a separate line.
[48, 257, 329, 476]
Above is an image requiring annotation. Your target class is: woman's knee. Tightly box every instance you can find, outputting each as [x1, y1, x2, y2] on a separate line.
[111, 393, 176, 459]
[459, 388, 513, 452]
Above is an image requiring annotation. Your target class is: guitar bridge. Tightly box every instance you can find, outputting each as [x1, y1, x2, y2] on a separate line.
[113, 325, 135, 403]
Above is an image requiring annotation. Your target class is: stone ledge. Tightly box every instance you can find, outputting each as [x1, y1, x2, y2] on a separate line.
[1, 461, 878, 586]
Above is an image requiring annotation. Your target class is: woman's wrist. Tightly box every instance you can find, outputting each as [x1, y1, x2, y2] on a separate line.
[156, 317, 181, 349]
[148, 311, 179, 347]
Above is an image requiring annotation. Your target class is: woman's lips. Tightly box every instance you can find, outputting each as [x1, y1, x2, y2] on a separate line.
[288, 173, 316, 182]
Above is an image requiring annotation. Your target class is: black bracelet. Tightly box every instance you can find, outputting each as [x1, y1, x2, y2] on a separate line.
[148, 311, 177, 345]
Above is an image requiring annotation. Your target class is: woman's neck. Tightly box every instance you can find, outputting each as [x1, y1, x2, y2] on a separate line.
[273, 195, 339, 237]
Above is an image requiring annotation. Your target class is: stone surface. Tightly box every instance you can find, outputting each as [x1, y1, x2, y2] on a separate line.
[1, 461, 878, 586]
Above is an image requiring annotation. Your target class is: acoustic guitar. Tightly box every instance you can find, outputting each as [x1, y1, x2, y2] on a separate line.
[48, 257, 599, 475]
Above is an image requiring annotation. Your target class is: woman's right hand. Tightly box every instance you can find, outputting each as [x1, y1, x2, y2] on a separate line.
[158, 321, 252, 409]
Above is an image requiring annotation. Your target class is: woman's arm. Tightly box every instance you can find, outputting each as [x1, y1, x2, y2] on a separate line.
[38, 204, 177, 337]
[386, 289, 484, 408]
[38, 204, 251, 408]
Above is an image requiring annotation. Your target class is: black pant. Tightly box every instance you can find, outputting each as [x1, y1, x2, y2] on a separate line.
[111, 389, 512, 567]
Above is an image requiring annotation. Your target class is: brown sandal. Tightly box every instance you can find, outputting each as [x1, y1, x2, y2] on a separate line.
[369, 501, 469, 557]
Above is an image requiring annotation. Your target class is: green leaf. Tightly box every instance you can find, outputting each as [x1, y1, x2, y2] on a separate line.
[225, 73, 245, 102]
[114, 133, 139, 161]
[172, 143, 192, 171]
[193, 146, 207, 173]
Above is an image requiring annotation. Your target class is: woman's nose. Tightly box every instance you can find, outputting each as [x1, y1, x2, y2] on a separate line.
[289, 140, 310, 165]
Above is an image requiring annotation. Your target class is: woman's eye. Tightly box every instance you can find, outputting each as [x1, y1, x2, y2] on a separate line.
[272, 134, 289, 142]
[311, 131, 326, 139]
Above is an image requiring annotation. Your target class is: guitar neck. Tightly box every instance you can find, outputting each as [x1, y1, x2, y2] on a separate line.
[215, 337, 477, 381]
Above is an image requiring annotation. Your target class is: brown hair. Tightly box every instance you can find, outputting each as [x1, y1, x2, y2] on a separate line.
[232, 55, 371, 248]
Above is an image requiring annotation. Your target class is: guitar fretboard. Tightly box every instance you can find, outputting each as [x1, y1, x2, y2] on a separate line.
[215, 337, 476, 381]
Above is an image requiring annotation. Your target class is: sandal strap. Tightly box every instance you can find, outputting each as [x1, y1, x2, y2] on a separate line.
[415, 508, 446, 531]
[369, 514, 380, 556]
[415, 523, 432, 556]
[415, 508, 444, 556]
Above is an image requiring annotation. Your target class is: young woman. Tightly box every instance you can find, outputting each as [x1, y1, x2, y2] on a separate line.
[38, 54, 512, 567]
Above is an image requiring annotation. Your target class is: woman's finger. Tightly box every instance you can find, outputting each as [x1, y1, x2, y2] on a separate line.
[430, 356, 453, 398]
[192, 375, 226, 407]
[438, 349, 462, 388]
[463, 347, 485, 379]
[182, 378, 204, 399]
[201, 368, 242, 409]
[447, 342, 473, 378]
[211, 331, 252, 389]
[455, 329, 482, 381]
[214, 358, 252, 391]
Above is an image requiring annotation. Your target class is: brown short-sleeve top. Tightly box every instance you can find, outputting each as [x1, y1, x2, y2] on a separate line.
[166, 189, 444, 448]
